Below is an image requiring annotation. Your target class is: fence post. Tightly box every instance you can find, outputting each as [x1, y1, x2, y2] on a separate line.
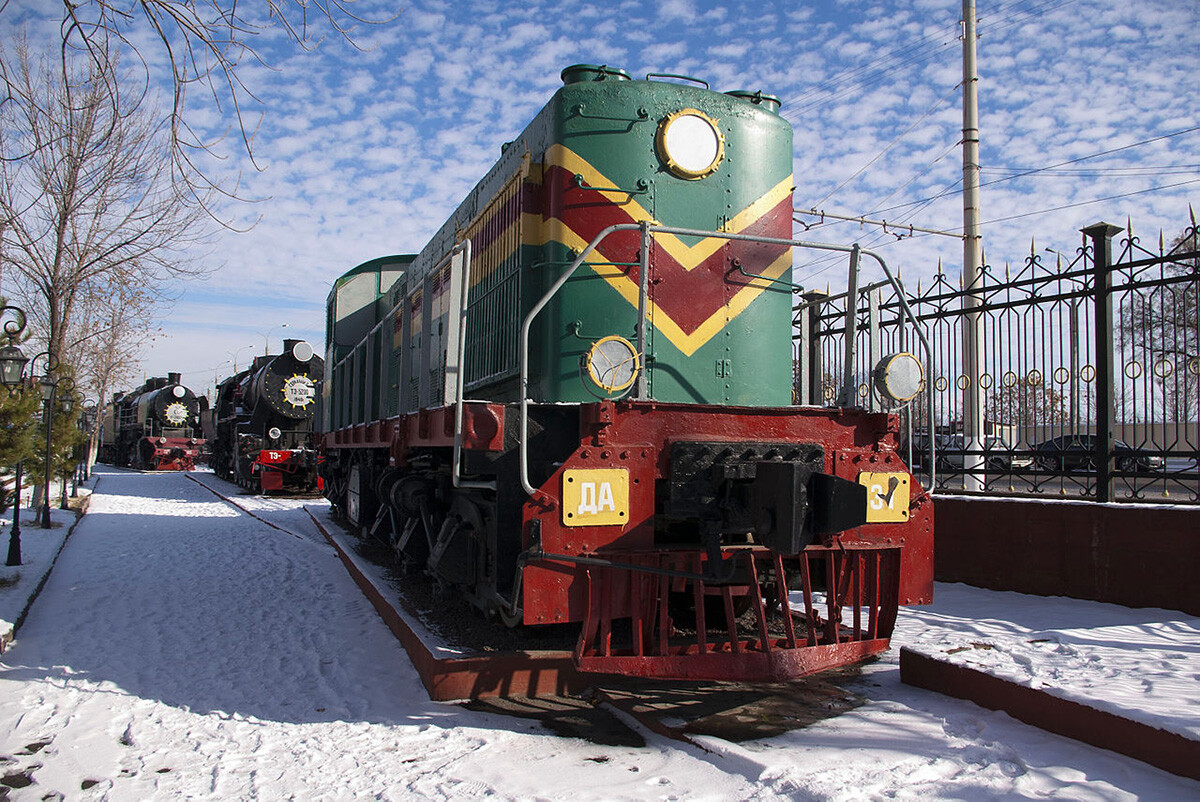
[800, 291, 828, 405]
[1083, 222, 1122, 503]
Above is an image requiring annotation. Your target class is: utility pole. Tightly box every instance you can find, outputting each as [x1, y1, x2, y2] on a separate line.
[961, 0, 986, 491]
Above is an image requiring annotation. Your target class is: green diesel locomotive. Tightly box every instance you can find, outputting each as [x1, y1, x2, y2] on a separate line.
[320, 65, 933, 682]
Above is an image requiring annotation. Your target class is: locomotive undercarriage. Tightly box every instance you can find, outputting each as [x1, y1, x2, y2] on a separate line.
[323, 402, 911, 681]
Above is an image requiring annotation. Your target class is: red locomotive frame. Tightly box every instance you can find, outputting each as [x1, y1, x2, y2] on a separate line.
[323, 398, 933, 682]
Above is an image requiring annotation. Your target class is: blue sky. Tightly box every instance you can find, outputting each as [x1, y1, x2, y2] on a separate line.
[3, 0, 1198, 397]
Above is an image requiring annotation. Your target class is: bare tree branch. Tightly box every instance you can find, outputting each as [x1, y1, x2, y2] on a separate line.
[39, 0, 391, 226]
[0, 35, 212, 381]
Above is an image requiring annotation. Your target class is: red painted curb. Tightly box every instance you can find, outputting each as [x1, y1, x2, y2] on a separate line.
[306, 509, 590, 701]
[900, 646, 1200, 781]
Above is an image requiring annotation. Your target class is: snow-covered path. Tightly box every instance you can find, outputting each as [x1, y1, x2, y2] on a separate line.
[1, 466, 1197, 800]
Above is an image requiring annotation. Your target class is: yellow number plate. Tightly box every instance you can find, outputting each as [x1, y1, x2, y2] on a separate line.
[562, 469, 629, 527]
[858, 472, 911, 523]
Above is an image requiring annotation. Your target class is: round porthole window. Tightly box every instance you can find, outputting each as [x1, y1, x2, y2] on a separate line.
[656, 109, 724, 179]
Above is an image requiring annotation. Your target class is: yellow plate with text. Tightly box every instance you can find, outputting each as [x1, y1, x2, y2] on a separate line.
[562, 469, 629, 527]
[858, 472, 910, 523]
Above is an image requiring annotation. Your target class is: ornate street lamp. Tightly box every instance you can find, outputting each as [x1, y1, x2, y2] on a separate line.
[39, 373, 57, 529]
[0, 342, 28, 387]
[58, 383, 75, 509]
[1, 304, 28, 566]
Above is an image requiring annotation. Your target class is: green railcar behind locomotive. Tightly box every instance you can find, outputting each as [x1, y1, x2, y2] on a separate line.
[320, 65, 934, 681]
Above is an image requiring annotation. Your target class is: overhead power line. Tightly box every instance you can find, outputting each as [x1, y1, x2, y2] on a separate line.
[868, 124, 1200, 217]
[979, 177, 1200, 226]
[794, 208, 963, 239]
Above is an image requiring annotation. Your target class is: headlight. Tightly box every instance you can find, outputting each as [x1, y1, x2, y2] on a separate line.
[656, 109, 724, 179]
[584, 336, 640, 393]
[291, 341, 314, 362]
[268, 427, 282, 440]
[873, 353, 924, 403]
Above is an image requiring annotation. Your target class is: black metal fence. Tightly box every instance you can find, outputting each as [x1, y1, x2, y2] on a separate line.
[794, 217, 1200, 503]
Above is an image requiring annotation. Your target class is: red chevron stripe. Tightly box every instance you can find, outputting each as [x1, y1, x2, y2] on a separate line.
[545, 165, 792, 335]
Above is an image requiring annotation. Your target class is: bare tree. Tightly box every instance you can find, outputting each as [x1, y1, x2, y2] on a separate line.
[1118, 222, 1199, 422]
[0, 35, 210, 378]
[64, 278, 159, 462]
[986, 381, 1069, 428]
[0, 1, 388, 217]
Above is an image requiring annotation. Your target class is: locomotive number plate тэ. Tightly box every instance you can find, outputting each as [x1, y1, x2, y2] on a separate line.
[562, 469, 629, 527]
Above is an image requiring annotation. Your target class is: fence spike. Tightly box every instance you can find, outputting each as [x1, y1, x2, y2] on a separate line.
[937, 258, 944, 275]
[1029, 238, 1037, 257]
[1005, 262, 1010, 280]
[1159, 230, 1165, 255]
[1189, 204, 1196, 228]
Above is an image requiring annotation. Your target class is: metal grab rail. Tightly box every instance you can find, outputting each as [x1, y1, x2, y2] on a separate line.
[517, 224, 936, 498]
[449, 239, 495, 490]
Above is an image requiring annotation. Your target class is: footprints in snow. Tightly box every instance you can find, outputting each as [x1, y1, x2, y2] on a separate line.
[0, 739, 52, 795]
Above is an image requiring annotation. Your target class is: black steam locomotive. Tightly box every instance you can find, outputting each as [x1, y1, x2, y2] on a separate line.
[99, 373, 206, 470]
[208, 339, 324, 493]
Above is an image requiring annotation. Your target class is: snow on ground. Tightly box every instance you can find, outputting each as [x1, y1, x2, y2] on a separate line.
[1, 466, 1197, 800]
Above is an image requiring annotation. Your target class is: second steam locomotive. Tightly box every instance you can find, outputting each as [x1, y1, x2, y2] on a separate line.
[99, 373, 206, 470]
[318, 65, 934, 683]
[208, 339, 324, 493]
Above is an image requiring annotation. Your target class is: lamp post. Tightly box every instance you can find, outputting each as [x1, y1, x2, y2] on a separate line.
[227, 344, 255, 372]
[39, 373, 57, 528]
[0, 304, 30, 566]
[263, 324, 287, 355]
[56, 380, 75, 509]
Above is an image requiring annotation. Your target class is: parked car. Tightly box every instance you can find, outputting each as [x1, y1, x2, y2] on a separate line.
[899, 432, 951, 472]
[900, 433, 1032, 472]
[1033, 435, 1166, 472]
[938, 435, 1033, 471]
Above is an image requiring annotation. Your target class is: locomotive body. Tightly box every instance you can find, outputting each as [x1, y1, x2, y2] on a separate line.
[209, 340, 324, 493]
[100, 373, 206, 470]
[320, 65, 934, 682]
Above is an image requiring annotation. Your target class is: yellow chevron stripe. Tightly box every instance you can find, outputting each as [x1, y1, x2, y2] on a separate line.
[545, 144, 793, 270]
[553, 222, 792, 356]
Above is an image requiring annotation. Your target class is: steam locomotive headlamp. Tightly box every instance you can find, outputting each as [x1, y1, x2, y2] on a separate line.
[172, 385, 185, 398]
[291, 340, 314, 362]
[584, 336, 640, 393]
[656, 109, 724, 179]
[873, 352, 924, 404]
[268, 427, 282, 441]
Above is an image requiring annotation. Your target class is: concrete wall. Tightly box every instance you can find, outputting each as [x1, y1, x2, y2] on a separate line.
[934, 496, 1199, 616]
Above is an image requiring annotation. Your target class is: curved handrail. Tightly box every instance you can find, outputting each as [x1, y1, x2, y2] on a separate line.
[517, 224, 937, 497]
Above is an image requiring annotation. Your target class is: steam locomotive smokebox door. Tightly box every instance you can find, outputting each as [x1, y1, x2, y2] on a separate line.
[750, 464, 869, 555]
